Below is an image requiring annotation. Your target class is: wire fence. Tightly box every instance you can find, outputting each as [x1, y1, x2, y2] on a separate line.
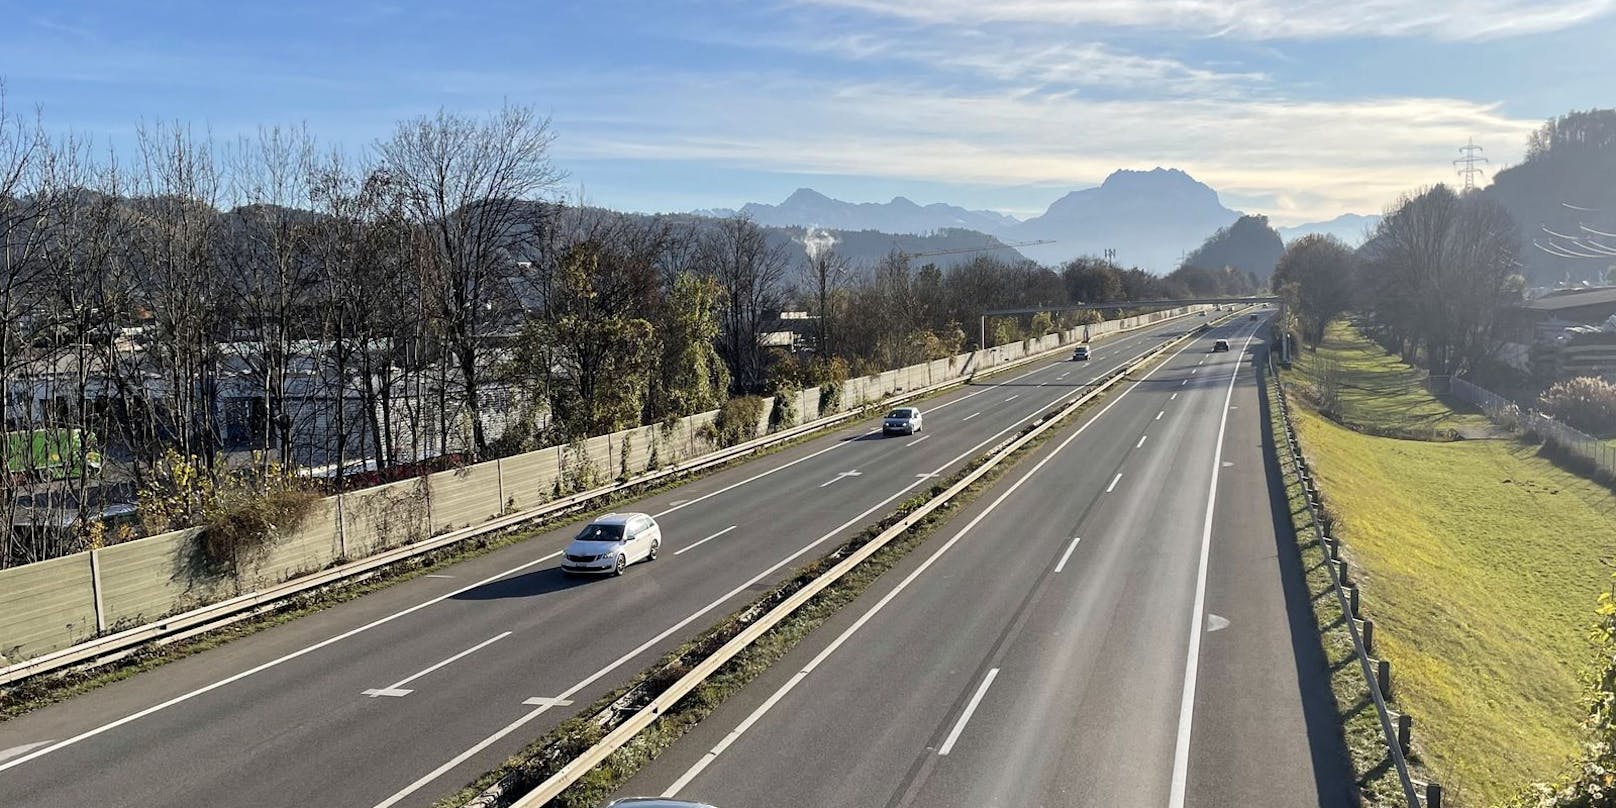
[1439, 376, 1616, 478]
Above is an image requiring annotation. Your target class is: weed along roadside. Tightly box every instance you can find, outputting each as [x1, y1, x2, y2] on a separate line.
[1275, 320, 1616, 807]
[432, 318, 1224, 808]
[0, 309, 1214, 722]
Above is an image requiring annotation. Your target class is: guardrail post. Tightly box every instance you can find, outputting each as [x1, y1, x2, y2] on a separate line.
[1335, 557, 1350, 585]
[1359, 618, 1374, 655]
[1347, 582, 1361, 617]
[1375, 657, 1393, 699]
[1395, 711, 1413, 754]
[1425, 781, 1443, 808]
[89, 548, 107, 634]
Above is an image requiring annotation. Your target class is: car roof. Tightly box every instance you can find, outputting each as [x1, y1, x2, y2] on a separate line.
[606, 800, 719, 808]
[590, 512, 648, 526]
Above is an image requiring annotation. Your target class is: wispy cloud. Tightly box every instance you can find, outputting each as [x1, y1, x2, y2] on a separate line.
[553, 71, 1536, 223]
[794, 0, 1616, 41]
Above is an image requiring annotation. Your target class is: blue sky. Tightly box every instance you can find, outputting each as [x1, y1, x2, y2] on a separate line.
[2, 0, 1613, 225]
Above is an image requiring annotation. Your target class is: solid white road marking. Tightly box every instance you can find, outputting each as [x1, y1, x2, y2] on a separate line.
[1208, 614, 1231, 632]
[4, 319, 1195, 781]
[1167, 323, 1260, 808]
[655, 440, 853, 517]
[819, 469, 864, 488]
[661, 329, 1211, 798]
[1106, 473, 1122, 493]
[385, 392, 1101, 808]
[424, 574, 454, 579]
[962, 412, 980, 421]
[906, 434, 931, 447]
[521, 696, 575, 708]
[674, 525, 739, 556]
[1136, 435, 1148, 449]
[938, 667, 1001, 756]
[1053, 537, 1082, 573]
[0, 742, 54, 765]
[0, 546, 569, 775]
[362, 632, 512, 698]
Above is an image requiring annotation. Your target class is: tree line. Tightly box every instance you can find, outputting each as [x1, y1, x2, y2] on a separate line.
[0, 96, 1262, 564]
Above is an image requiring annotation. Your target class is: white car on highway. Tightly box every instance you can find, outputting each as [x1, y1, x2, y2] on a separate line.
[561, 513, 662, 575]
[882, 407, 923, 436]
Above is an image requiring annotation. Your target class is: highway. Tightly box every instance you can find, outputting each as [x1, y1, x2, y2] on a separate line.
[614, 314, 1355, 807]
[0, 312, 1208, 808]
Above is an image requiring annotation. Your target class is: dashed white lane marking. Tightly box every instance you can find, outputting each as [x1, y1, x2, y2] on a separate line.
[938, 668, 1001, 756]
[675, 525, 739, 556]
[1106, 473, 1123, 493]
[1054, 537, 1082, 573]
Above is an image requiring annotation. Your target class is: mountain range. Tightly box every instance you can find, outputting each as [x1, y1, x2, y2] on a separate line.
[695, 168, 1377, 271]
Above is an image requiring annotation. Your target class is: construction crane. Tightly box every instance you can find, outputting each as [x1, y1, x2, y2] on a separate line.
[901, 239, 1055, 259]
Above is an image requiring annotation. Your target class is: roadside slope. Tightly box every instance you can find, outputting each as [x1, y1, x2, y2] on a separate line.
[1286, 323, 1616, 805]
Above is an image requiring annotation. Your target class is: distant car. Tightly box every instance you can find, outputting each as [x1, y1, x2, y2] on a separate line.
[606, 800, 719, 808]
[1199, 311, 1208, 317]
[1249, 313, 1259, 321]
[1213, 339, 1231, 352]
[883, 407, 923, 436]
[561, 513, 661, 575]
[1071, 345, 1091, 361]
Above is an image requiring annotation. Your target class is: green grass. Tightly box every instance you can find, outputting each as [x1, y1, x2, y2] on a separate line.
[1290, 321, 1492, 439]
[1268, 373, 1413, 806]
[1283, 324, 1616, 806]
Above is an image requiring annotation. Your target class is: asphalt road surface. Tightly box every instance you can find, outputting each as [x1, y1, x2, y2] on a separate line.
[614, 314, 1355, 808]
[0, 312, 1214, 808]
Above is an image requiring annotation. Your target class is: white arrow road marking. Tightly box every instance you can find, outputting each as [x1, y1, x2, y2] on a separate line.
[521, 696, 575, 708]
[819, 470, 864, 488]
[0, 742, 54, 765]
[362, 632, 511, 698]
[675, 525, 738, 556]
[667, 499, 690, 508]
[1222, 461, 1234, 468]
[1208, 614, 1231, 632]
[906, 435, 931, 447]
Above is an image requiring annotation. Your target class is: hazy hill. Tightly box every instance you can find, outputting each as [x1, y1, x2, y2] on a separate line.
[1277, 213, 1379, 246]
[1183, 214, 1285, 281]
[1482, 109, 1616, 286]
[733, 188, 1018, 236]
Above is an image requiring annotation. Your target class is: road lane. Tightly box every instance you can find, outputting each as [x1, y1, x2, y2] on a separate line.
[0, 312, 1214, 808]
[616, 314, 1350, 808]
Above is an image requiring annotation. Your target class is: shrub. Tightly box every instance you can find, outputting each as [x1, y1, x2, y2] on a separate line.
[137, 450, 320, 570]
[1539, 377, 1616, 437]
[706, 396, 766, 447]
[769, 385, 798, 431]
[819, 380, 844, 414]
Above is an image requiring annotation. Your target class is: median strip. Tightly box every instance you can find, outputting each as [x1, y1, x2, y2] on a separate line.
[440, 310, 1249, 808]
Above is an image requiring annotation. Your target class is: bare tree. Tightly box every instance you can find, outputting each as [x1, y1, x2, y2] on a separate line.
[704, 215, 788, 393]
[377, 105, 564, 458]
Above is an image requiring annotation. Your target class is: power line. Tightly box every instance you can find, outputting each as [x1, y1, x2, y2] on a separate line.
[1454, 137, 1489, 192]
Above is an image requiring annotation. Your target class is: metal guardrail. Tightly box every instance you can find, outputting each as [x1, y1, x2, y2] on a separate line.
[1269, 351, 1435, 808]
[487, 310, 1249, 808]
[0, 308, 1209, 688]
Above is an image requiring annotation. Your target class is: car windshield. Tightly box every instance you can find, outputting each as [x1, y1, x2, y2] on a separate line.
[575, 523, 625, 542]
[886, 410, 913, 419]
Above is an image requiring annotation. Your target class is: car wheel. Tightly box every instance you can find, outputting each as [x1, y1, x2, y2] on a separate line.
[648, 539, 660, 561]
[613, 554, 626, 576]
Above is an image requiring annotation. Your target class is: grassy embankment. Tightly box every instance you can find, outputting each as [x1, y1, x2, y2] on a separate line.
[1285, 321, 1616, 806]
